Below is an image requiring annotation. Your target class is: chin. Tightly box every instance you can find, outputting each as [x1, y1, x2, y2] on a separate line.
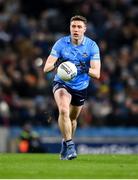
[73, 37, 79, 41]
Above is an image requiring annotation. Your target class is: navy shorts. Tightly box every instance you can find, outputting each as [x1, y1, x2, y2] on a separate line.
[52, 81, 87, 106]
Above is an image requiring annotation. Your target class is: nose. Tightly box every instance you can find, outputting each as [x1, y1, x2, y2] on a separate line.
[74, 27, 78, 32]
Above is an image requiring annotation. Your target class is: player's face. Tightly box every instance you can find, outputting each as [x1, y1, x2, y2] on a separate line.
[70, 21, 86, 41]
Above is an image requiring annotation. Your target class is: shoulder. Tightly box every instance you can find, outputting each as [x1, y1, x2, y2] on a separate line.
[52, 36, 68, 49]
[84, 37, 100, 54]
[55, 36, 70, 44]
[85, 36, 99, 48]
[51, 36, 70, 53]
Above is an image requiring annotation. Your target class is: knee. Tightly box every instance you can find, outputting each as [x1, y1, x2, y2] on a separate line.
[59, 106, 69, 117]
[70, 116, 78, 122]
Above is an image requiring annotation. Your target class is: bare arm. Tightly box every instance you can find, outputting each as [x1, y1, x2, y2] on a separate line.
[88, 60, 101, 79]
[43, 55, 58, 73]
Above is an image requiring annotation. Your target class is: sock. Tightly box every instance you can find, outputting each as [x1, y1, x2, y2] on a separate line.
[62, 139, 67, 147]
[66, 139, 74, 146]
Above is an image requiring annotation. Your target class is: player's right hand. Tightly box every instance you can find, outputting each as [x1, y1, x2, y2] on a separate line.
[54, 58, 67, 68]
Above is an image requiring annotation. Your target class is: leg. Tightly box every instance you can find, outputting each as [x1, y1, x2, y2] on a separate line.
[59, 105, 82, 160]
[54, 88, 76, 160]
[54, 88, 72, 141]
[70, 105, 83, 137]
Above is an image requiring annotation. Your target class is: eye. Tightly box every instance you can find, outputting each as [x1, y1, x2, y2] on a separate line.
[72, 25, 76, 28]
[78, 25, 82, 29]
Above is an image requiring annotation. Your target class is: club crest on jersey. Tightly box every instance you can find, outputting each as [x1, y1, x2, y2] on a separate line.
[82, 52, 88, 58]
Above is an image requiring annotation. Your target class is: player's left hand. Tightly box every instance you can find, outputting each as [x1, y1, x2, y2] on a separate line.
[76, 60, 89, 74]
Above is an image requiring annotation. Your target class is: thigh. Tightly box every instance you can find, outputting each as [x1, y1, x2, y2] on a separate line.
[54, 88, 72, 110]
[70, 104, 83, 121]
[53, 81, 72, 110]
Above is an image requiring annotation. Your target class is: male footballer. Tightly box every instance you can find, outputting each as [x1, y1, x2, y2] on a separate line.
[44, 15, 101, 160]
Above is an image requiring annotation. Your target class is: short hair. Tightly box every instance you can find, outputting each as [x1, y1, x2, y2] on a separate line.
[70, 15, 87, 26]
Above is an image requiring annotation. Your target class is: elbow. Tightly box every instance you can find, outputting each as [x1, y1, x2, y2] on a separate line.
[43, 67, 47, 73]
[93, 72, 100, 79]
[43, 65, 49, 73]
[91, 73, 100, 79]
[89, 68, 101, 79]
[96, 73, 100, 79]
[43, 65, 54, 73]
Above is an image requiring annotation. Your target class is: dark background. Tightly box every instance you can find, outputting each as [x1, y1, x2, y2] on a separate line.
[0, 0, 138, 129]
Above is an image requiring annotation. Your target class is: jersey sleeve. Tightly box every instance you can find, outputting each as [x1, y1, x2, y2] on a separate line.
[90, 42, 101, 61]
[50, 39, 62, 58]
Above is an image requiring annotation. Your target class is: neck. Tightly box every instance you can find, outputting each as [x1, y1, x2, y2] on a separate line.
[71, 36, 84, 45]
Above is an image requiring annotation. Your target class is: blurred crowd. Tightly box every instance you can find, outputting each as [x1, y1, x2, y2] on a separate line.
[0, 0, 138, 128]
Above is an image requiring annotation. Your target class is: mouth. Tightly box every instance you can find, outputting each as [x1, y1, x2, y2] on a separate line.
[73, 33, 79, 37]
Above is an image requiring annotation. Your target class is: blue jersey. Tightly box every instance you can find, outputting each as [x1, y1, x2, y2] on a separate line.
[50, 35, 100, 90]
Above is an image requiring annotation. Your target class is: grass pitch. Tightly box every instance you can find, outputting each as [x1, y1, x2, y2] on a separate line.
[0, 154, 138, 179]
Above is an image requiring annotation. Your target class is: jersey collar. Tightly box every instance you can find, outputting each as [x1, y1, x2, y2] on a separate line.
[67, 35, 86, 45]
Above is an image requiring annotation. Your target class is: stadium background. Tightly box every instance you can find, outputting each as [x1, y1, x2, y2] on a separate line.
[0, 0, 138, 154]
